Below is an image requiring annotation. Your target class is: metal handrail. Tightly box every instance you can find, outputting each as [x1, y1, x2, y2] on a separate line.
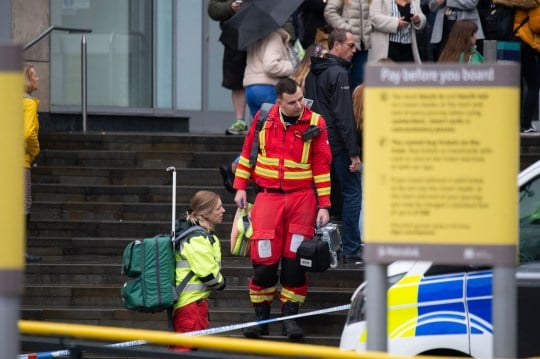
[24, 25, 92, 132]
[23, 25, 91, 50]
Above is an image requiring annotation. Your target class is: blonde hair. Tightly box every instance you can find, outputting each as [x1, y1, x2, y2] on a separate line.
[352, 84, 365, 133]
[24, 64, 36, 94]
[293, 43, 328, 91]
[186, 190, 221, 229]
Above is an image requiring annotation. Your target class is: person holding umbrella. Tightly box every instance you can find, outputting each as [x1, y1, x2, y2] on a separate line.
[208, 0, 249, 135]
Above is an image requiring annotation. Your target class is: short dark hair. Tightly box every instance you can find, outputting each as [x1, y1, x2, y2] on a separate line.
[275, 77, 299, 98]
[328, 29, 348, 50]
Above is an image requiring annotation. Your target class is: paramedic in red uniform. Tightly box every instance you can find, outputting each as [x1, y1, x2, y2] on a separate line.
[233, 77, 332, 340]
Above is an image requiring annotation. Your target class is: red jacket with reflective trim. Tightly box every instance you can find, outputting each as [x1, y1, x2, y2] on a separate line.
[233, 104, 332, 208]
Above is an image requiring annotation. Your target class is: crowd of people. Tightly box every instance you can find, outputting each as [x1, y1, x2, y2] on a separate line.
[169, 0, 540, 344]
[209, 0, 538, 134]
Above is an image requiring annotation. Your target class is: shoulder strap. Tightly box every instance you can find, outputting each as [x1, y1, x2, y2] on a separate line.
[249, 102, 273, 167]
[174, 271, 195, 297]
[513, 16, 529, 36]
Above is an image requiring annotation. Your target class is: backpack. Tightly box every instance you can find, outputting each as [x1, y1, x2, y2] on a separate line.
[120, 220, 209, 313]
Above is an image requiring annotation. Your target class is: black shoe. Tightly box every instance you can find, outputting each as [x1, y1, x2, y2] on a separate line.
[243, 302, 270, 338]
[342, 253, 363, 266]
[281, 301, 304, 340]
[219, 164, 235, 194]
[25, 253, 42, 263]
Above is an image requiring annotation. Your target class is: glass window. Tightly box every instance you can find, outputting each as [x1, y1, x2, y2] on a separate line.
[207, 18, 233, 112]
[156, 0, 173, 109]
[50, 0, 152, 109]
[519, 175, 540, 263]
[175, 0, 202, 111]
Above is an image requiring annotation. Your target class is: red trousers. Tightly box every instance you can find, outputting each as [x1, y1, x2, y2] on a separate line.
[171, 299, 208, 350]
[248, 189, 316, 303]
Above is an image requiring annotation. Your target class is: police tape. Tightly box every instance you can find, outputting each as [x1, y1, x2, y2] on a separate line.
[18, 304, 351, 358]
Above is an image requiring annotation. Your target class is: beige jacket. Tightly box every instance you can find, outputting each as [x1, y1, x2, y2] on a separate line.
[324, 0, 372, 50]
[243, 29, 294, 87]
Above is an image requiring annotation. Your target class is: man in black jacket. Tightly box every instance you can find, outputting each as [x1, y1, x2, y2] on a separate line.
[304, 29, 363, 266]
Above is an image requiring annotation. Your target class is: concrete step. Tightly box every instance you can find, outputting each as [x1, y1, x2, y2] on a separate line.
[24, 261, 363, 289]
[31, 201, 240, 222]
[25, 235, 249, 258]
[32, 166, 225, 187]
[27, 219, 234, 240]
[22, 285, 354, 311]
[32, 183, 236, 204]
[37, 150, 239, 169]
[38, 133, 245, 152]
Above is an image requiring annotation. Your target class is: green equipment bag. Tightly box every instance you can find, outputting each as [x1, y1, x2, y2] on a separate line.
[121, 234, 177, 312]
[120, 224, 206, 313]
[120, 166, 207, 313]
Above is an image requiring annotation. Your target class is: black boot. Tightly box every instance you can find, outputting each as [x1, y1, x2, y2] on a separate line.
[282, 301, 304, 340]
[243, 302, 270, 338]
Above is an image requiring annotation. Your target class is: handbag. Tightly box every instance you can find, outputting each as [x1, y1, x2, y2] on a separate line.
[296, 239, 331, 272]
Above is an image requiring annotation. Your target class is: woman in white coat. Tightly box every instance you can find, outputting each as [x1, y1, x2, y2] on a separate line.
[368, 0, 426, 63]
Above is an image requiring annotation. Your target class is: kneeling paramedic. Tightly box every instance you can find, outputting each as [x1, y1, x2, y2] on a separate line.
[233, 78, 332, 340]
[172, 191, 226, 342]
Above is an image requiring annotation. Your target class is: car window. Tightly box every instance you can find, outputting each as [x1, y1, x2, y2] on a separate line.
[519, 175, 540, 263]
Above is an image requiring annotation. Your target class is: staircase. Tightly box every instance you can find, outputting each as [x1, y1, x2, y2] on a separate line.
[22, 132, 363, 356]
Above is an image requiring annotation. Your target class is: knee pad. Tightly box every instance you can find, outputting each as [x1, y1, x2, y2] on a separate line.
[280, 257, 306, 288]
[252, 263, 279, 288]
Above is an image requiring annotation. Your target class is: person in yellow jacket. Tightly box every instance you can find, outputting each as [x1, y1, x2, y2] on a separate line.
[514, 6, 540, 133]
[23, 64, 41, 263]
[172, 190, 226, 343]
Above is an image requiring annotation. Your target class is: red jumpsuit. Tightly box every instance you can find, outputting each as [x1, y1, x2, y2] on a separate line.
[233, 104, 332, 305]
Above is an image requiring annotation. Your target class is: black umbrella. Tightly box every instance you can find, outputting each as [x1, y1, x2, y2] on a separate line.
[219, 0, 303, 51]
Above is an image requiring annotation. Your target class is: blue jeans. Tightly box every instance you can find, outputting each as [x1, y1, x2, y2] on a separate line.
[331, 151, 362, 256]
[350, 50, 368, 90]
[245, 84, 277, 119]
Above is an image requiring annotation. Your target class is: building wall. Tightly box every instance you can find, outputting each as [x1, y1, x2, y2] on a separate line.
[12, 0, 50, 111]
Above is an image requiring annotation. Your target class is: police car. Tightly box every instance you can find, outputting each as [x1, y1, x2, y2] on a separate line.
[340, 161, 540, 358]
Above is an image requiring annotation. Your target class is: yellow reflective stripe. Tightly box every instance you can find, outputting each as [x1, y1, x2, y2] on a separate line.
[259, 126, 267, 158]
[235, 168, 251, 180]
[284, 159, 311, 169]
[249, 287, 276, 303]
[255, 167, 279, 178]
[250, 294, 274, 302]
[280, 288, 306, 304]
[257, 155, 279, 166]
[284, 171, 313, 180]
[317, 186, 331, 196]
[238, 156, 251, 167]
[313, 173, 330, 183]
[299, 113, 319, 163]
[301, 140, 311, 163]
[310, 113, 320, 126]
[388, 274, 421, 339]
